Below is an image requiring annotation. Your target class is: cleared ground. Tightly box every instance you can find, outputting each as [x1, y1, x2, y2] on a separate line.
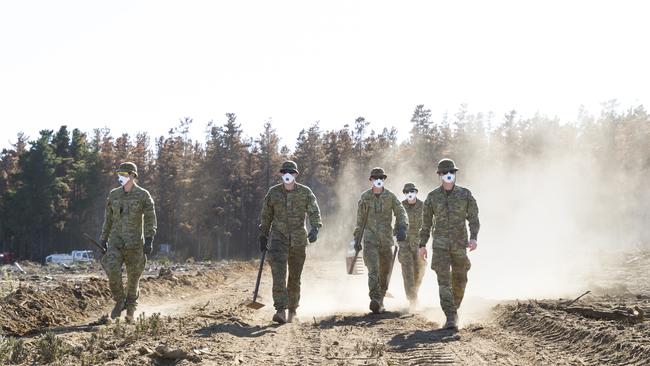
[1, 251, 649, 365]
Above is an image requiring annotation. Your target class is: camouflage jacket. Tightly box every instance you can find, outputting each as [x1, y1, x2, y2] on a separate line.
[353, 188, 407, 247]
[101, 184, 157, 247]
[259, 183, 322, 247]
[419, 185, 479, 250]
[402, 198, 424, 243]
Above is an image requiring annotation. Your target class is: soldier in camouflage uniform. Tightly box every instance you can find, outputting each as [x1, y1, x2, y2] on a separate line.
[419, 159, 479, 330]
[100, 162, 157, 322]
[398, 182, 426, 312]
[259, 161, 322, 324]
[353, 167, 408, 314]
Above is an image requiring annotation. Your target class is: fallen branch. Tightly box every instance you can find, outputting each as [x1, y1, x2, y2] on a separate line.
[541, 302, 645, 324]
[562, 306, 644, 324]
[562, 291, 591, 307]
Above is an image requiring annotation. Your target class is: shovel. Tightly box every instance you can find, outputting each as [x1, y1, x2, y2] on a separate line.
[246, 249, 267, 310]
[83, 233, 108, 271]
[385, 245, 399, 298]
[82, 233, 107, 254]
[347, 248, 362, 275]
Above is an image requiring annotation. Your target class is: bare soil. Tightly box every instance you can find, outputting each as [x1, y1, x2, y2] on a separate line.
[1, 252, 649, 365]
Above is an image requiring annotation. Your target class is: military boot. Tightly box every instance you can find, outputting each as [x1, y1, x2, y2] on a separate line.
[125, 306, 136, 323]
[272, 310, 287, 324]
[110, 300, 125, 319]
[443, 311, 458, 330]
[379, 298, 386, 313]
[287, 310, 298, 323]
[369, 299, 381, 314]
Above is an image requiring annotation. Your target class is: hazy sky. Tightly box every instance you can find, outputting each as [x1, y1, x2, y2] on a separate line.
[1, 0, 648, 150]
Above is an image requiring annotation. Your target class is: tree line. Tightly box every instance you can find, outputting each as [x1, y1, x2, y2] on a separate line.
[1, 102, 648, 262]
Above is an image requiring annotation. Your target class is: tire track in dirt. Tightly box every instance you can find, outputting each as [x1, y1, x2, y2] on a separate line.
[495, 301, 650, 366]
[7, 257, 650, 365]
[185, 259, 608, 365]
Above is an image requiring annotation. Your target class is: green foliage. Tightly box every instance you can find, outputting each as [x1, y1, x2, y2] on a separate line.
[0, 336, 9, 364]
[134, 312, 163, 338]
[35, 332, 68, 363]
[1, 105, 649, 261]
[0, 267, 18, 298]
[0, 336, 28, 364]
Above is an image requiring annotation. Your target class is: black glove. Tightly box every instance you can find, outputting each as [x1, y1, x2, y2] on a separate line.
[353, 240, 362, 252]
[307, 227, 319, 243]
[396, 226, 407, 242]
[259, 235, 268, 252]
[100, 239, 108, 253]
[144, 237, 154, 255]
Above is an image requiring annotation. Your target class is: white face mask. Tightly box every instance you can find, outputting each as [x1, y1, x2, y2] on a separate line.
[372, 179, 384, 188]
[282, 173, 295, 184]
[441, 173, 456, 184]
[406, 192, 417, 201]
[118, 175, 130, 186]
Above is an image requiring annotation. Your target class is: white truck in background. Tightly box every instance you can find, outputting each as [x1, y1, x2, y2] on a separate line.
[45, 250, 95, 265]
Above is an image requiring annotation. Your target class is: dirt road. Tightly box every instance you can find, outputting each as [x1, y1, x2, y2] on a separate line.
[1, 253, 649, 365]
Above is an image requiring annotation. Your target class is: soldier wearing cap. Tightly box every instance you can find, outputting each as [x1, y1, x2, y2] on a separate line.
[259, 160, 322, 324]
[419, 159, 480, 330]
[100, 162, 157, 322]
[398, 182, 426, 312]
[353, 167, 408, 314]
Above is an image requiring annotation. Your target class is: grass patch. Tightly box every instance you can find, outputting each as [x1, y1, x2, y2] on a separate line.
[0, 336, 28, 364]
[35, 332, 68, 364]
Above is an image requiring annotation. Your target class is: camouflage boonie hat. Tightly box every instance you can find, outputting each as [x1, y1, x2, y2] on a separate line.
[402, 182, 418, 193]
[437, 159, 458, 174]
[116, 162, 138, 177]
[369, 167, 387, 179]
[280, 160, 299, 174]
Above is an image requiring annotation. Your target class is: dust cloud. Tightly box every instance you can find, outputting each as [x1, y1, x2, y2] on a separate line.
[294, 124, 647, 326]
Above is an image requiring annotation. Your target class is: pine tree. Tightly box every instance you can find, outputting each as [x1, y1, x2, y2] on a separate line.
[293, 122, 330, 191]
[10, 131, 67, 260]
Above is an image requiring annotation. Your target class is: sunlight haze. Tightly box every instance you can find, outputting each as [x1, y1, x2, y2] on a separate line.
[1, 0, 648, 148]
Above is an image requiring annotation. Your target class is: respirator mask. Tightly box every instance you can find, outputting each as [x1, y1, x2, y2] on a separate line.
[118, 173, 130, 186]
[282, 172, 295, 184]
[441, 172, 456, 184]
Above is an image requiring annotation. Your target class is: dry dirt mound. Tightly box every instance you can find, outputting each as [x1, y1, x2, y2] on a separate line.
[0, 278, 111, 336]
[495, 298, 650, 365]
[0, 261, 256, 337]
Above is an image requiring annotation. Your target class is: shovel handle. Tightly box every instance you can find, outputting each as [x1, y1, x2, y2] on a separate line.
[82, 233, 107, 254]
[252, 249, 267, 303]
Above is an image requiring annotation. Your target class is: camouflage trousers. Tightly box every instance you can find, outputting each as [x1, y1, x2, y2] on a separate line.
[398, 240, 427, 301]
[431, 247, 471, 313]
[100, 236, 146, 308]
[267, 240, 306, 311]
[362, 243, 394, 302]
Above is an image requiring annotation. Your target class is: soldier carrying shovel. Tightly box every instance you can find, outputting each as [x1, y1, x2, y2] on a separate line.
[258, 161, 322, 324]
[99, 162, 157, 322]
